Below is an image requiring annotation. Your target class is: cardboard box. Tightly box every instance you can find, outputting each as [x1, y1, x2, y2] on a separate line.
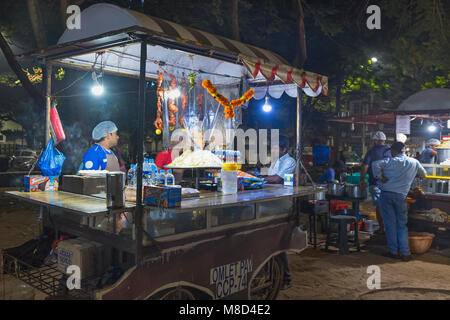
[143, 185, 181, 208]
[57, 238, 111, 279]
[60, 175, 106, 196]
[284, 174, 294, 186]
[24, 175, 59, 192]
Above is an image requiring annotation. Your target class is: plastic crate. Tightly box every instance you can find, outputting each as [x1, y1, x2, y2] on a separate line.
[330, 201, 349, 212]
[346, 173, 368, 185]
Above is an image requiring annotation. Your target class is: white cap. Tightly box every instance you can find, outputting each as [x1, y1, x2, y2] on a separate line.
[426, 138, 440, 146]
[372, 131, 386, 141]
[92, 121, 118, 141]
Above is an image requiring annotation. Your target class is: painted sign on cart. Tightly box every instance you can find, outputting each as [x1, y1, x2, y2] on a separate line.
[210, 258, 253, 299]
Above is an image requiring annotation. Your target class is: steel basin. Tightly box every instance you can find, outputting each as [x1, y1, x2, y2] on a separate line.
[345, 184, 367, 199]
[327, 183, 346, 197]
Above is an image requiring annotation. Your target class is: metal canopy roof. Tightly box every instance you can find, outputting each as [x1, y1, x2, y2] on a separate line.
[397, 88, 450, 114]
[18, 3, 327, 95]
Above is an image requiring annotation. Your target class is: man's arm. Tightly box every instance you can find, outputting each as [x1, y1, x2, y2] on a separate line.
[264, 158, 296, 184]
[416, 161, 427, 178]
[372, 159, 387, 182]
[360, 165, 369, 187]
[264, 175, 284, 184]
[360, 151, 371, 187]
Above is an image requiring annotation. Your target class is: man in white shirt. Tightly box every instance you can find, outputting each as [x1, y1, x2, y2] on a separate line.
[264, 135, 296, 184]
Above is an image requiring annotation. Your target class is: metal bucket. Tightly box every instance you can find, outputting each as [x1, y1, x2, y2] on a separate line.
[315, 191, 326, 200]
[437, 148, 450, 163]
[106, 171, 125, 208]
[327, 183, 346, 197]
[345, 184, 367, 199]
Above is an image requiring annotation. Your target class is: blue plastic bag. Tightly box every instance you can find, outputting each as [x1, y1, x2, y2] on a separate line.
[38, 138, 66, 176]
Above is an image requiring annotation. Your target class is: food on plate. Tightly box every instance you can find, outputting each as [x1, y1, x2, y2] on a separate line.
[78, 170, 109, 176]
[169, 149, 223, 167]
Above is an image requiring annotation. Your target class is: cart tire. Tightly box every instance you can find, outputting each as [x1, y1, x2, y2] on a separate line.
[249, 255, 284, 300]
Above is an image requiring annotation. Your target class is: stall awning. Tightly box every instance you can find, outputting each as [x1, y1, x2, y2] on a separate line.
[19, 3, 327, 96]
[396, 88, 450, 114]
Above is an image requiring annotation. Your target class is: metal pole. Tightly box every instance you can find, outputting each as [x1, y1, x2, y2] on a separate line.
[295, 87, 302, 186]
[45, 64, 52, 146]
[135, 39, 147, 265]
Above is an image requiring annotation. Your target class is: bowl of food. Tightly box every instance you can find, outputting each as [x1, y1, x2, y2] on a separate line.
[408, 232, 435, 254]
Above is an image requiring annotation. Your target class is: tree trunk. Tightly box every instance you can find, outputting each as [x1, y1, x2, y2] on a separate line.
[231, 0, 240, 41]
[335, 81, 342, 115]
[293, 0, 307, 68]
[27, 0, 48, 50]
[0, 33, 45, 108]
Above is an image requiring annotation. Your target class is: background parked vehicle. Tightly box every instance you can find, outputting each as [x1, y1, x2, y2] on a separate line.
[9, 148, 39, 171]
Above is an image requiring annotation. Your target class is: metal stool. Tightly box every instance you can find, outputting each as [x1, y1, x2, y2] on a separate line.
[301, 200, 329, 248]
[325, 215, 360, 254]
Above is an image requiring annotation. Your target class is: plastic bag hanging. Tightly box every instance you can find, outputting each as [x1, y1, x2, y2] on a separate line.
[38, 138, 66, 176]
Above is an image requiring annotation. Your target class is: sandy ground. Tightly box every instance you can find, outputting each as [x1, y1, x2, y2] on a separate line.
[0, 188, 449, 300]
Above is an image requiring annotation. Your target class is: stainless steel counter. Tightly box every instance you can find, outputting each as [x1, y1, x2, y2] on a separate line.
[4, 190, 135, 216]
[5, 184, 323, 215]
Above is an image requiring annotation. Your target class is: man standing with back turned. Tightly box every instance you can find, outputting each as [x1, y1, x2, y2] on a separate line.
[372, 142, 427, 261]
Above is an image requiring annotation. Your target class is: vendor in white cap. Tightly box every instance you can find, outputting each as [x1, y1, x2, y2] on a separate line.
[420, 138, 440, 164]
[82, 121, 121, 171]
[360, 131, 391, 234]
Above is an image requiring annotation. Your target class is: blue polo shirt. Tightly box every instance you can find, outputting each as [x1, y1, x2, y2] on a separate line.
[318, 168, 335, 184]
[420, 147, 436, 164]
[82, 144, 118, 170]
[363, 145, 391, 185]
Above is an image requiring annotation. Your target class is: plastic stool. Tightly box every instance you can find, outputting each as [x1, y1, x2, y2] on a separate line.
[325, 215, 360, 254]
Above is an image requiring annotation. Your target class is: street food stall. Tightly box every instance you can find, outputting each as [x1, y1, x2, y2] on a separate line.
[1, 3, 328, 300]
[396, 89, 450, 245]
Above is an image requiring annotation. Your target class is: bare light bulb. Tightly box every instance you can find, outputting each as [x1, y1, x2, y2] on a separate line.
[262, 96, 272, 112]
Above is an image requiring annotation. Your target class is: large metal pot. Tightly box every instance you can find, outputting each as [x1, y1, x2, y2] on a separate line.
[437, 148, 450, 163]
[327, 182, 346, 197]
[315, 191, 326, 200]
[345, 184, 367, 199]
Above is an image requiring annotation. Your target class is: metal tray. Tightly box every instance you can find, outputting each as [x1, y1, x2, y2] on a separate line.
[165, 165, 222, 169]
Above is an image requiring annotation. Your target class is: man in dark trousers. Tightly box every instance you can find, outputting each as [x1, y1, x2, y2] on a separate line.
[373, 142, 427, 261]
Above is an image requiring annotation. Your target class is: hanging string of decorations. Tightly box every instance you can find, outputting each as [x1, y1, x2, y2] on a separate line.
[202, 79, 255, 119]
[154, 71, 164, 135]
[179, 74, 187, 128]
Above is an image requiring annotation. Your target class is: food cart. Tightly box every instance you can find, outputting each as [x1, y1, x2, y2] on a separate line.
[1, 3, 328, 300]
[396, 89, 450, 245]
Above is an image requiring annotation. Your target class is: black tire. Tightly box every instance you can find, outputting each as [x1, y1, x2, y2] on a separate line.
[249, 255, 284, 300]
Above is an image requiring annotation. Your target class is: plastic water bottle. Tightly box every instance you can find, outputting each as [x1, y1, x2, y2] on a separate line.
[165, 169, 175, 186]
[157, 170, 166, 186]
[127, 164, 136, 186]
[149, 159, 157, 173]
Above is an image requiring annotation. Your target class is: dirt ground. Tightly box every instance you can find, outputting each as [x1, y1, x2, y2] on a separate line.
[1, 188, 449, 300]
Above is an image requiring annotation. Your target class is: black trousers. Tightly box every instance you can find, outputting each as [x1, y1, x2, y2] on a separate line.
[278, 252, 291, 283]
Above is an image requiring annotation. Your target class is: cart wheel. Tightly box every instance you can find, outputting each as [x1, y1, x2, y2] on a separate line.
[249, 256, 283, 300]
[159, 287, 196, 300]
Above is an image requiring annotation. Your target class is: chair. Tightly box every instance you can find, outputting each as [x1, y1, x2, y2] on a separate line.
[325, 215, 360, 254]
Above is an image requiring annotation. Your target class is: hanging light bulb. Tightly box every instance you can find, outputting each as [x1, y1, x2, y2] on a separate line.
[428, 123, 437, 132]
[91, 72, 104, 96]
[262, 96, 272, 112]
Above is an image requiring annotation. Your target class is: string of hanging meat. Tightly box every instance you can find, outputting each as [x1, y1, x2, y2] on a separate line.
[168, 74, 178, 128]
[154, 71, 163, 132]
